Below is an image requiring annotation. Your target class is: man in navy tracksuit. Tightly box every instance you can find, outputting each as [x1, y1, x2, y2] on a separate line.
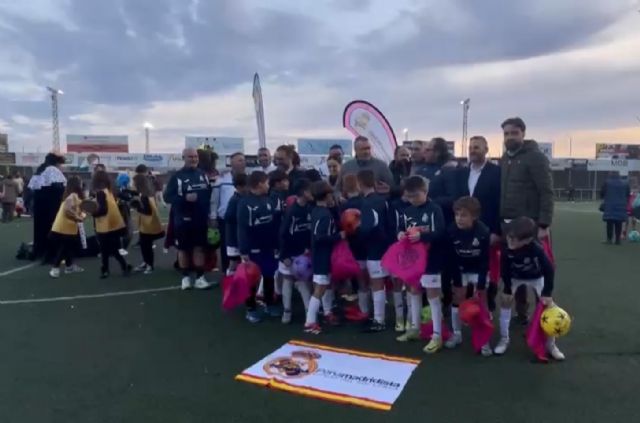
[237, 171, 279, 323]
[164, 148, 213, 290]
[356, 170, 391, 332]
[278, 178, 313, 324]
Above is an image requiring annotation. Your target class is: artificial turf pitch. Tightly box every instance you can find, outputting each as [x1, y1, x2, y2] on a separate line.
[0, 202, 638, 423]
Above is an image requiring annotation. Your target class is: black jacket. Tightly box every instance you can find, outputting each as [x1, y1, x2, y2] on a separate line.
[455, 161, 501, 235]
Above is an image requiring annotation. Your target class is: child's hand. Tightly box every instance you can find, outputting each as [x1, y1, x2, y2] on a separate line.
[540, 296, 554, 307]
[339, 231, 347, 239]
[397, 232, 406, 241]
[408, 231, 421, 243]
[240, 255, 250, 263]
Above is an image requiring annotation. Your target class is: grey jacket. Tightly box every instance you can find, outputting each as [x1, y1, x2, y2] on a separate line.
[336, 157, 395, 193]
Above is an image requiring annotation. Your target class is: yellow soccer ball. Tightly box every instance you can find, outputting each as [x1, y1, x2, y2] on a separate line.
[540, 306, 571, 337]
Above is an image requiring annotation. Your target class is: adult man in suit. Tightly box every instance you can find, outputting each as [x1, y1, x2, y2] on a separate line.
[455, 135, 501, 311]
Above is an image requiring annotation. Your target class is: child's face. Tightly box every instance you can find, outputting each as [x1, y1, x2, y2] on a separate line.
[257, 180, 269, 195]
[405, 189, 427, 207]
[507, 235, 533, 250]
[276, 179, 290, 192]
[454, 209, 475, 230]
[302, 190, 313, 202]
[325, 193, 336, 207]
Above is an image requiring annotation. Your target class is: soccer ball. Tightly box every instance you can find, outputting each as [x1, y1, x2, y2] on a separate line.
[540, 306, 572, 337]
[628, 230, 640, 243]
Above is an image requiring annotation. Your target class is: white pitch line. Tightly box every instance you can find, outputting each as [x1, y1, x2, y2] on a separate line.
[0, 285, 180, 305]
[0, 263, 38, 277]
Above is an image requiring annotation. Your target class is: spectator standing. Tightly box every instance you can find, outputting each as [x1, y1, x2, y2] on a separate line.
[318, 144, 345, 178]
[257, 147, 277, 173]
[389, 145, 411, 187]
[600, 171, 629, 245]
[325, 158, 341, 189]
[335, 136, 394, 195]
[274, 145, 308, 195]
[1, 173, 19, 222]
[210, 152, 247, 273]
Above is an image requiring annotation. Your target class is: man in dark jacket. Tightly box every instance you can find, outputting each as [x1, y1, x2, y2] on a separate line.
[500, 118, 554, 231]
[500, 117, 554, 323]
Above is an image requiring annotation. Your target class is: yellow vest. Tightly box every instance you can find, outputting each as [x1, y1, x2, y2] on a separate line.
[51, 193, 80, 236]
[95, 189, 125, 234]
[138, 196, 163, 235]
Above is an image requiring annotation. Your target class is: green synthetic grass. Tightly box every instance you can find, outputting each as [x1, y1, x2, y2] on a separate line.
[0, 203, 638, 423]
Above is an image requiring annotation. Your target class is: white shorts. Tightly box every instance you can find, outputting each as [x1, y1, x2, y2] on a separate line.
[461, 273, 479, 287]
[226, 246, 240, 258]
[420, 274, 441, 289]
[366, 260, 389, 279]
[278, 261, 292, 276]
[356, 260, 367, 271]
[511, 277, 544, 297]
[313, 274, 330, 286]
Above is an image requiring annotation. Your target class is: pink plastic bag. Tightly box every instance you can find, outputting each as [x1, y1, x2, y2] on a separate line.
[470, 302, 494, 353]
[526, 302, 548, 362]
[488, 244, 501, 284]
[330, 240, 361, 282]
[381, 239, 429, 288]
[420, 319, 452, 341]
[222, 274, 251, 311]
[541, 236, 555, 268]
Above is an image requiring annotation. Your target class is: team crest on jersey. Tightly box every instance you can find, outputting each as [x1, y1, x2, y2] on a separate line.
[421, 213, 428, 223]
[472, 238, 479, 247]
[524, 257, 531, 264]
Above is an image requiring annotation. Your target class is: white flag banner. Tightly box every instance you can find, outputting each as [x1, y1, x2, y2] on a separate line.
[253, 73, 266, 149]
[236, 340, 420, 411]
[343, 100, 397, 162]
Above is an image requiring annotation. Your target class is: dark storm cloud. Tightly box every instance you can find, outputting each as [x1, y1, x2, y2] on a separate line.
[356, 0, 626, 70]
[1, 0, 326, 107]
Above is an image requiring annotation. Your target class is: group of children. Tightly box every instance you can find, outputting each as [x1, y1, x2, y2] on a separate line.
[224, 169, 564, 360]
[48, 170, 164, 279]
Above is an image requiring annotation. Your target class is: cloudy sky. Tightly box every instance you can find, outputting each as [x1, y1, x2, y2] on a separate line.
[0, 0, 639, 157]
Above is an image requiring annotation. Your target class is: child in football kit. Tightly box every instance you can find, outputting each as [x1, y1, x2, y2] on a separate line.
[495, 217, 564, 360]
[445, 196, 491, 355]
[223, 173, 249, 275]
[278, 178, 313, 324]
[304, 181, 347, 334]
[357, 170, 392, 333]
[238, 171, 280, 323]
[395, 176, 445, 353]
[388, 187, 411, 332]
[340, 174, 369, 320]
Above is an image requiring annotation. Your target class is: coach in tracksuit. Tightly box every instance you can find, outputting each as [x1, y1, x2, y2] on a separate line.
[164, 148, 212, 290]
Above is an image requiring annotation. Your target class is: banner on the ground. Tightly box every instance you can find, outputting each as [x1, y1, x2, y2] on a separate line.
[253, 73, 267, 149]
[185, 136, 244, 154]
[66, 135, 129, 153]
[595, 143, 640, 160]
[343, 100, 397, 162]
[236, 340, 420, 411]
